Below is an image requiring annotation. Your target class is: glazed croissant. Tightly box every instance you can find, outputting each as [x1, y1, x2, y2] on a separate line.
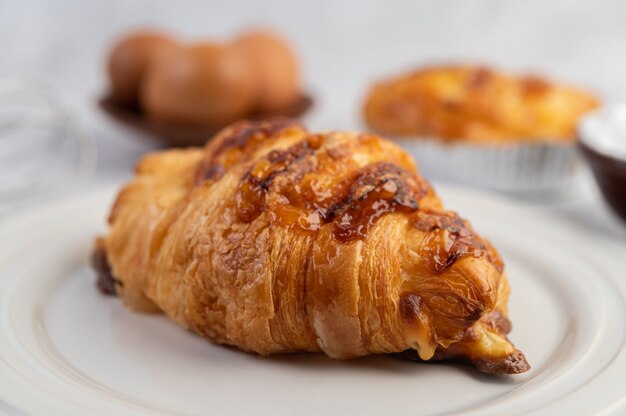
[93, 118, 529, 374]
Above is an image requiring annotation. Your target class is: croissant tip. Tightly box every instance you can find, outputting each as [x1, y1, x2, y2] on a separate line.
[395, 348, 530, 375]
[474, 350, 530, 375]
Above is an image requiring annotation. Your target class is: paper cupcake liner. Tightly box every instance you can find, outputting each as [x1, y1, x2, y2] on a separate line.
[393, 137, 582, 193]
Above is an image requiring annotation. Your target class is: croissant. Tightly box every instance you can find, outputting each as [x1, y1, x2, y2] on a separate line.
[93, 117, 529, 374]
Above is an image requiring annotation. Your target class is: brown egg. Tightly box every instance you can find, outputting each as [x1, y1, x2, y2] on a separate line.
[233, 30, 300, 112]
[108, 31, 178, 107]
[142, 43, 256, 128]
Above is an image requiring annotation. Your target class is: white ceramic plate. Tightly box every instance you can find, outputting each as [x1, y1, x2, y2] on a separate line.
[1, 185, 625, 416]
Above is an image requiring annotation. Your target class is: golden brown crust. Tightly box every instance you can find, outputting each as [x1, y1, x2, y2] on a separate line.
[97, 117, 528, 373]
[363, 65, 599, 142]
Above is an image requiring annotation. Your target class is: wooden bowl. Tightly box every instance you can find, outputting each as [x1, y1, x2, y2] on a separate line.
[99, 93, 313, 147]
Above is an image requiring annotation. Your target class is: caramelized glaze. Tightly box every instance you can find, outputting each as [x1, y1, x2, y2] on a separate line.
[413, 210, 490, 273]
[327, 162, 424, 243]
[205, 120, 502, 281]
[235, 135, 322, 223]
[204, 119, 497, 275]
[195, 117, 305, 183]
[235, 142, 429, 243]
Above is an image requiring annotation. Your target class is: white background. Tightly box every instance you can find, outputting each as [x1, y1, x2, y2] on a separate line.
[0, 0, 625, 238]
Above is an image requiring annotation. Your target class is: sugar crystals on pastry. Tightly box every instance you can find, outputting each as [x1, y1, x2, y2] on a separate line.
[93, 117, 529, 374]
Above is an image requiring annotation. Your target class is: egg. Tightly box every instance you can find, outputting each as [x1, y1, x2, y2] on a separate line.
[233, 30, 300, 112]
[108, 31, 178, 107]
[141, 43, 255, 127]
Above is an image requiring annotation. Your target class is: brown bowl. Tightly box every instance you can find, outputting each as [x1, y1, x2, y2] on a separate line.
[99, 93, 313, 147]
[580, 141, 626, 222]
[578, 106, 626, 223]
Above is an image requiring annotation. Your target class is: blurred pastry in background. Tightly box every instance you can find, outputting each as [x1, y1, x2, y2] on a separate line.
[108, 31, 179, 108]
[233, 30, 300, 112]
[364, 65, 599, 143]
[102, 29, 310, 146]
[142, 43, 255, 127]
[363, 65, 600, 193]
